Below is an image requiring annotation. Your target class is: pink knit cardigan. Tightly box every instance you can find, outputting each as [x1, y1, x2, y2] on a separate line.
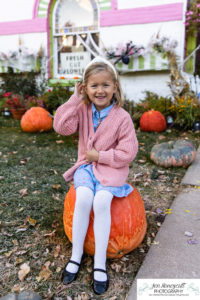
[53, 94, 138, 187]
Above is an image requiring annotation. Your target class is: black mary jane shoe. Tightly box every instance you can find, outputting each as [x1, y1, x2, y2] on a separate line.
[93, 268, 109, 295]
[61, 260, 80, 285]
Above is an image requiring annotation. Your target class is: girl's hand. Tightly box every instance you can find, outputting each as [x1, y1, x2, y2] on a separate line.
[74, 82, 84, 99]
[86, 147, 99, 162]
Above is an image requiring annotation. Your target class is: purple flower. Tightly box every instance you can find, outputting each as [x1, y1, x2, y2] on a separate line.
[187, 239, 198, 245]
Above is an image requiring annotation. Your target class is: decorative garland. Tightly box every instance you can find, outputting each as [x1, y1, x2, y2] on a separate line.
[0, 46, 44, 72]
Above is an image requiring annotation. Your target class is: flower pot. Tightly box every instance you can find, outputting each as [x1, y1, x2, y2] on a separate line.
[11, 108, 26, 120]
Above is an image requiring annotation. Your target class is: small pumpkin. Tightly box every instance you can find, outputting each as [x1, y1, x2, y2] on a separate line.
[150, 139, 196, 167]
[140, 110, 167, 132]
[21, 107, 53, 132]
[63, 185, 147, 258]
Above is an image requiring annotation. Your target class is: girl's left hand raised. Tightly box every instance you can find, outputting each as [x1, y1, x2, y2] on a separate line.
[86, 147, 99, 162]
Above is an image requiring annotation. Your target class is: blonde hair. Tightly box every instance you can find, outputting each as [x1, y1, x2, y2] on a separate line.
[82, 62, 124, 107]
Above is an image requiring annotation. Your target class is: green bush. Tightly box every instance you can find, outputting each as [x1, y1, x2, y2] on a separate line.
[124, 92, 173, 128]
[136, 91, 173, 116]
[0, 68, 47, 97]
[38, 85, 73, 114]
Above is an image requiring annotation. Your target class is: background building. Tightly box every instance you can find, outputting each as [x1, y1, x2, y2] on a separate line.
[0, 0, 189, 101]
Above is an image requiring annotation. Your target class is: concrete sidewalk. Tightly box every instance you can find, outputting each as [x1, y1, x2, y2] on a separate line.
[127, 146, 200, 300]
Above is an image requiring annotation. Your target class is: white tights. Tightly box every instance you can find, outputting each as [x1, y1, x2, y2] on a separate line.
[66, 186, 113, 281]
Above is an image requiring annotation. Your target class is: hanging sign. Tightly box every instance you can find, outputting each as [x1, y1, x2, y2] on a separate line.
[60, 52, 91, 75]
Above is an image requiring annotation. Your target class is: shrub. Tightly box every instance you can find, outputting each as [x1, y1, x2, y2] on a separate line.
[123, 92, 173, 128]
[0, 68, 47, 97]
[38, 85, 73, 114]
[169, 94, 200, 129]
[136, 91, 173, 116]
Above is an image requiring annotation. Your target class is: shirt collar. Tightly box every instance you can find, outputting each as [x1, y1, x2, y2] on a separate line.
[92, 102, 114, 119]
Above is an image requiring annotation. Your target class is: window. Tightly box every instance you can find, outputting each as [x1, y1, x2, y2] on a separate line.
[52, 0, 100, 78]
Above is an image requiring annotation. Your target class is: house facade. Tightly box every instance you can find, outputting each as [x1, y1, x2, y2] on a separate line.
[0, 0, 188, 101]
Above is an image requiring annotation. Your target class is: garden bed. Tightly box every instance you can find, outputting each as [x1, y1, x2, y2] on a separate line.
[0, 118, 199, 299]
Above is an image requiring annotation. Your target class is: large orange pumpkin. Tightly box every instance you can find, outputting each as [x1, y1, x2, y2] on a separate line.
[21, 107, 53, 132]
[63, 185, 147, 258]
[140, 110, 166, 132]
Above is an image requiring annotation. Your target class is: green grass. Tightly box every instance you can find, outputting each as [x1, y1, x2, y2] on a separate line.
[0, 119, 77, 229]
[0, 118, 199, 299]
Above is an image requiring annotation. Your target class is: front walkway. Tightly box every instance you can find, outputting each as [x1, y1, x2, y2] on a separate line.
[127, 146, 200, 299]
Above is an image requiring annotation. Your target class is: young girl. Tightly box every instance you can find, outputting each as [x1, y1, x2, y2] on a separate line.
[53, 56, 138, 295]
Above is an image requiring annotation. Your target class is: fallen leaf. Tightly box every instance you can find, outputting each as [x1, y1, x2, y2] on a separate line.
[173, 177, 179, 184]
[5, 250, 13, 258]
[158, 135, 166, 140]
[184, 231, 193, 237]
[54, 245, 61, 258]
[152, 241, 159, 245]
[52, 193, 61, 201]
[110, 262, 121, 272]
[18, 263, 30, 281]
[165, 209, 172, 215]
[12, 239, 19, 246]
[15, 250, 28, 255]
[56, 140, 64, 144]
[43, 230, 56, 237]
[53, 169, 58, 175]
[0, 176, 4, 180]
[138, 159, 146, 164]
[81, 292, 90, 300]
[32, 190, 40, 194]
[16, 258, 23, 265]
[16, 226, 28, 233]
[187, 239, 198, 245]
[157, 170, 165, 175]
[20, 157, 31, 165]
[147, 237, 151, 247]
[28, 217, 37, 226]
[36, 261, 52, 282]
[56, 267, 61, 273]
[19, 188, 28, 197]
[52, 184, 61, 190]
[11, 284, 21, 293]
[139, 248, 145, 253]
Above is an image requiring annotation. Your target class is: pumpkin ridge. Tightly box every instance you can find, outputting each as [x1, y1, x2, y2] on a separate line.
[150, 139, 196, 168]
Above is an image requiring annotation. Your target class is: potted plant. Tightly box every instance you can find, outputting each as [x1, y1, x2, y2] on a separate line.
[24, 95, 45, 109]
[4, 93, 26, 119]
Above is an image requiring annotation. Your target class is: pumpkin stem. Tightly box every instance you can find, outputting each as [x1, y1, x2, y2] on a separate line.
[168, 141, 174, 149]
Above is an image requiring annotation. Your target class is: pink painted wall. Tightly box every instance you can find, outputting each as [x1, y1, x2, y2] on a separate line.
[33, 0, 40, 19]
[0, 1, 184, 35]
[101, 3, 183, 27]
[0, 19, 47, 35]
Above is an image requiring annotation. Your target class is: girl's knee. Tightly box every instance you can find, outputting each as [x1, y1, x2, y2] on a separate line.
[75, 186, 94, 211]
[93, 190, 113, 215]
